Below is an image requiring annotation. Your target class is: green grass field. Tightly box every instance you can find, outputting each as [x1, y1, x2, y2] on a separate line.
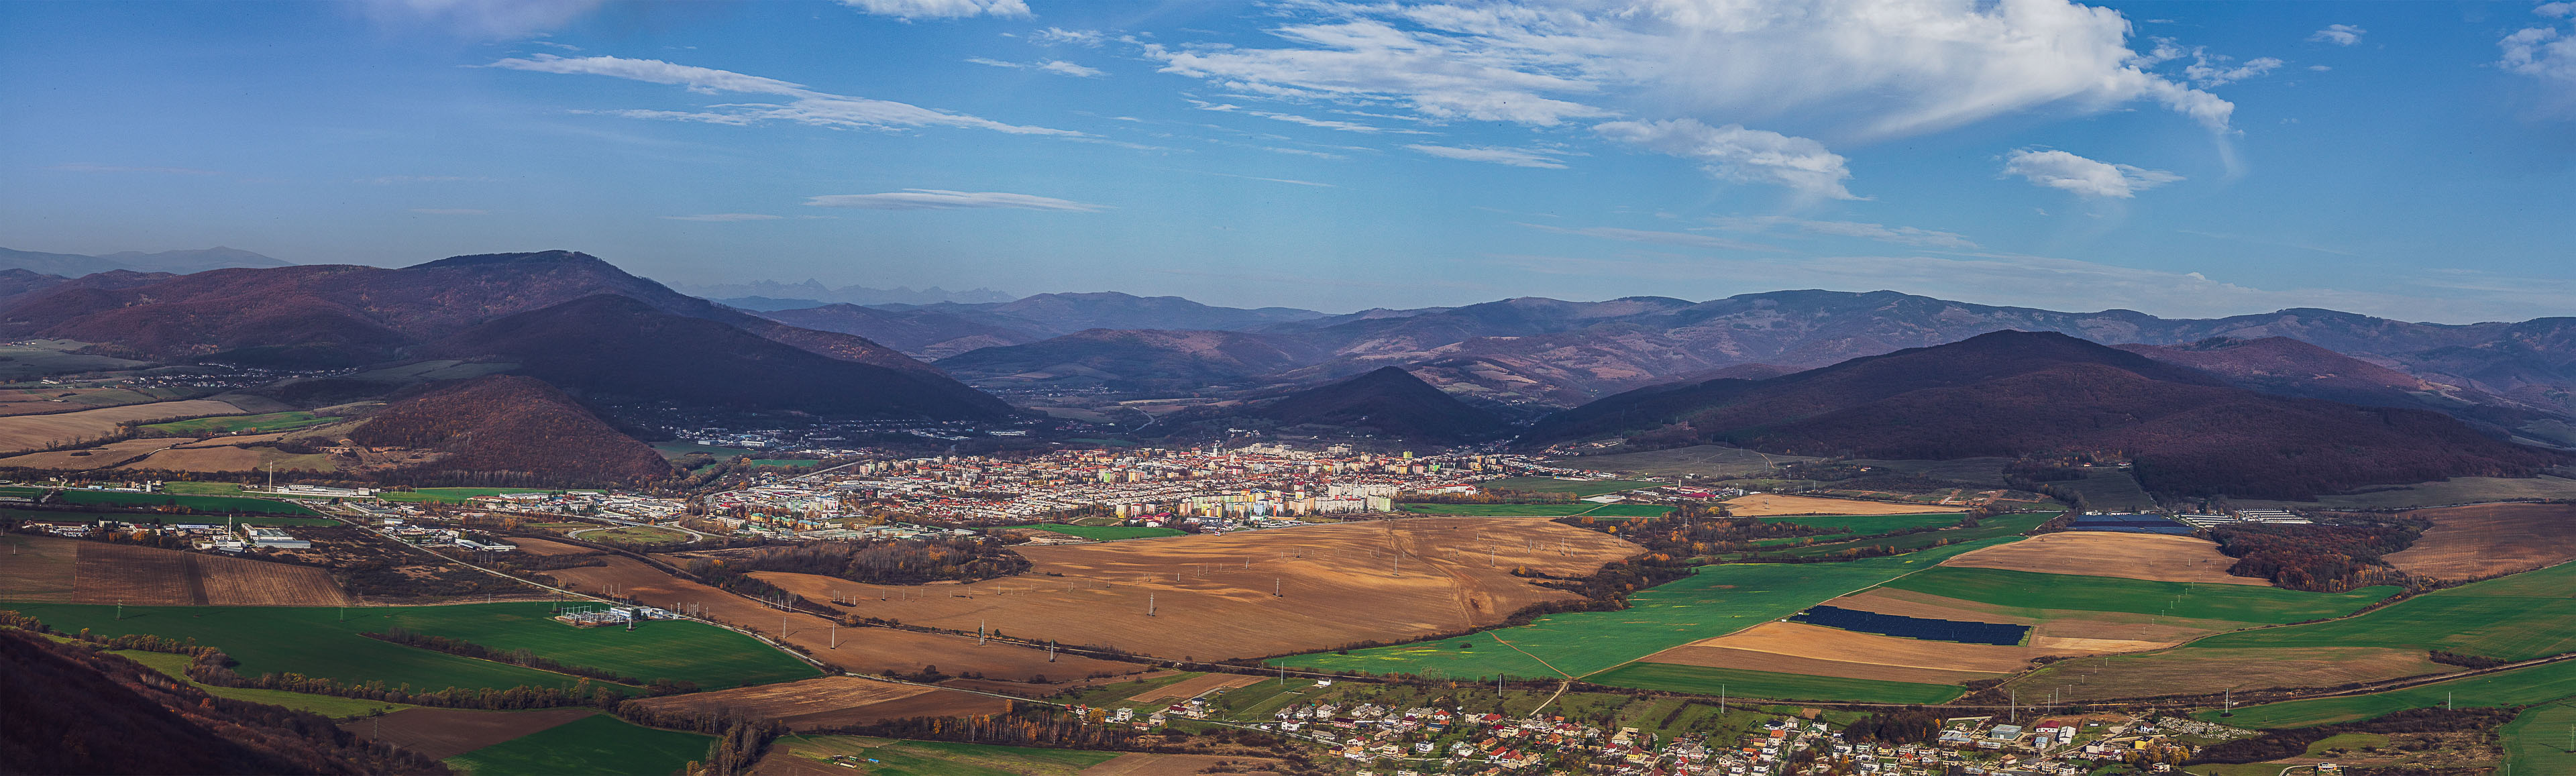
[159, 482, 246, 495]
[446, 713, 713, 776]
[2201, 658, 2576, 728]
[142, 411, 340, 435]
[1, 603, 814, 693]
[0, 486, 323, 515]
[114, 649, 415, 718]
[0, 508, 337, 526]
[1271, 535, 2026, 681]
[2502, 699, 2576, 776]
[1395, 502, 1599, 516]
[2187, 561, 2576, 661]
[1879, 567, 2396, 624]
[1760, 512, 2055, 558]
[1587, 662, 1966, 704]
[763, 736, 1122, 776]
[576, 526, 693, 545]
[1582, 504, 1674, 517]
[1002, 523, 1187, 541]
[1476, 476, 1664, 498]
[374, 487, 554, 504]
[1759, 512, 1964, 533]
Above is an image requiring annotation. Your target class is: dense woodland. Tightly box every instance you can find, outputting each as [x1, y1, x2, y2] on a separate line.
[2188, 707, 2514, 765]
[2209, 521, 2422, 592]
[341, 374, 674, 486]
[695, 536, 1031, 586]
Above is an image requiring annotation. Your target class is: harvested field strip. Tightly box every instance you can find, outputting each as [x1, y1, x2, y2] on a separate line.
[2502, 699, 2576, 775]
[1476, 477, 1662, 497]
[1002, 523, 1186, 541]
[0, 535, 78, 601]
[2385, 503, 2576, 580]
[1272, 535, 2025, 681]
[64, 541, 348, 606]
[626, 675, 967, 730]
[1127, 672, 1260, 703]
[1939, 531, 2264, 586]
[1587, 662, 1966, 704]
[2188, 561, 2576, 662]
[1757, 513, 1962, 534]
[1582, 504, 1674, 517]
[1878, 567, 2394, 624]
[0, 439, 185, 469]
[0, 399, 242, 454]
[1661, 622, 2096, 673]
[445, 712, 712, 776]
[347, 708, 601, 760]
[1636, 645, 2000, 686]
[2011, 647, 2451, 704]
[2202, 658, 2576, 728]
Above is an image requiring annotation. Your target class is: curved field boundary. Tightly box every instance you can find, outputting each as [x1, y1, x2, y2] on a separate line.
[2201, 655, 2576, 728]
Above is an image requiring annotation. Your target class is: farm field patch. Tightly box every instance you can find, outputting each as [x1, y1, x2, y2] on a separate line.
[629, 675, 1004, 730]
[343, 707, 598, 760]
[1548, 445, 1819, 479]
[1125, 671, 1259, 702]
[1721, 494, 1948, 516]
[49, 539, 352, 606]
[2200, 658, 2576, 728]
[116, 649, 414, 718]
[445, 712, 712, 776]
[753, 736, 1133, 776]
[375, 487, 555, 504]
[788, 517, 1639, 663]
[1821, 587, 2239, 647]
[0, 602, 616, 694]
[1002, 523, 1187, 541]
[2502, 699, 2576, 776]
[2186, 561, 2576, 662]
[1758, 512, 1963, 534]
[1878, 567, 2392, 624]
[0, 486, 324, 514]
[1476, 476, 1663, 497]
[1582, 503, 1674, 517]
[1656, 621, 2139, 674]
[2014, 647, 2451, 702]
[542, 554, 1140, 681]
[1587, 661, 1966, 704]
[1939, 531, 2265, 586]
[2232, 475, 2576, 511]
[2384, 503, 2576, 580]
[142, 410, 339, 435]
[0, 534, 76, 601]
[0, 438, 184, 469]
[1273, 535, 2022, 681]
[1635, 644, 2001, 686]
[115, 444, 337, 474]
[1760, 512, 2055, 558]
[366, 602, 818, 689]
[1395, 502, 1597, 516]
[0, 399, 244, 453]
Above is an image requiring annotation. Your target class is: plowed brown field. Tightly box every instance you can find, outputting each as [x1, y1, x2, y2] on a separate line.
[1639, 645, 2002, 685]
[541, 555, 1142, 681]
[0, 400, 241, 453]
[1650, 621, 2151, 675]
[0, 439, 184, 469]
[747, 517, 1638, 661]
[624, 675, 1012, 730]
[1126, 672, 1259, 703]
[2385, 503, 2576, 580]
[0, 535, 79, 601]
[1939, 532, 2265, 586]
[66, 542, 350, 606]
[340, 707, 598, 759]
[2009, 647, 2450, 701]
[1721, 494, 1945, 516]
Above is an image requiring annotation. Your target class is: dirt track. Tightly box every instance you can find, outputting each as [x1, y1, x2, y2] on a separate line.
[2385, 503, 2576, 579]
[1939, 532, 2265, 586]
[751, 518, 1639, 661]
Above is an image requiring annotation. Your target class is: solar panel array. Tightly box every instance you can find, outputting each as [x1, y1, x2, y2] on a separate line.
[1789, 604, 2030, 646]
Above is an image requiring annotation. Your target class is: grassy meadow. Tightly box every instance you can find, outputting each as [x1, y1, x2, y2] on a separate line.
[446, 713, 713, 776]
[374, 487, 555, 504]
[2188, 561, 2576, 661]
[0, 486, 323, 515]
[2202, 658, 2576, 728]
[1586, 662, 1966, 704]
[142, 411, 340, 435]
[2503, 700, 2576, 776]
[1880, 567, 2396, 624]
[761, 736, 1122, 776]
[113, 649, 415, 718]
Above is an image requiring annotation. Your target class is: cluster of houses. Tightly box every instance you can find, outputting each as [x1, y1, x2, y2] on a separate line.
[15, 517, 310, 551]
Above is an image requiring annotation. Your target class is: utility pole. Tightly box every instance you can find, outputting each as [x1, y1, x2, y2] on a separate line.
[830, 624, 837, 649]
[1148, 595, 1156, 617]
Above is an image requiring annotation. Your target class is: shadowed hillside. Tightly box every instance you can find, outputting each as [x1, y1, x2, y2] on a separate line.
[1530, 331, 2562, 500]
[936, 328, 1326, 392]
[341, 374, 674, 485]
[758, 302, 1042, 359]
[1258, 366, 1506, 444]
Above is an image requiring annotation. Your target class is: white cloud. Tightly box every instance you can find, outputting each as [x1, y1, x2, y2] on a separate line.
[1521, 223, 1778, 252]
[1189, 100, 1430, 133]
[2309, 65, 2332, 72]
[490, 54, 1075, 135]
[2501, 24, 2576, 85]
[803, 189, 1106, 211]
[2539, 3, 2575, 19]
[408, 208, 490, 215]
[361, 0, 604, 38]
[661, 213, 784, 221]
[1403, 144, 1566, 168]
[967, 57, 1105, 77]
[2183, 53, 2284, 87]
[1708, 215, 1978, 250]
[837, 0, 1027, 21]
[1140, 0, 2240, 137]
[1031, 27, 1107, 46]
[2002, 149, 2182, 198]
[1593, 119, 1858, 200]
[2308, 24, 2364, 46]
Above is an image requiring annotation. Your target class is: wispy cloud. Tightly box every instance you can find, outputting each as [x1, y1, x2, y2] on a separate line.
[488, 54, 1077, 135]
[1404, 144, 1566, 168]
[49, 162, 220, 175]
[2308, 24, 2365, 46]
[803, 189, 1106, 211]
[1708, 216, 1978, 250]
[1189, 100, 1430, 134]
[1030, 27, 1106, 46]
[2002, 149, 2181, 199]
[1594, 119, 1858, 200]
[967, 57, 1106, 77]
[1521, 223, 1780, 252]
[409, 208, 490, 215]
[837, 0, 1027, 21]
[661, 213, 783, 221]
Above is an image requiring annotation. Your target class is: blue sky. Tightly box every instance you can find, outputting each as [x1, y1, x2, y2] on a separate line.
[3, 0, 2571, 321]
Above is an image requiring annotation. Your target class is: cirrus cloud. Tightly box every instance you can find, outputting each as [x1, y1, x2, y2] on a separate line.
[1594, 119, 1858, 200]
[1404, 144, 1568, 168]
[2309, 24, 2365, 46]
[803, 189, 1106, 211]
[837, 0, 1027, 21]
[488, 54, 1077, 135]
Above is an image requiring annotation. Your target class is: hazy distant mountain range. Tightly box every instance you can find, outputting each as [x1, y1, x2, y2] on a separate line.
[0, 245, 290, 276]
[685, 278, 1016, 307]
